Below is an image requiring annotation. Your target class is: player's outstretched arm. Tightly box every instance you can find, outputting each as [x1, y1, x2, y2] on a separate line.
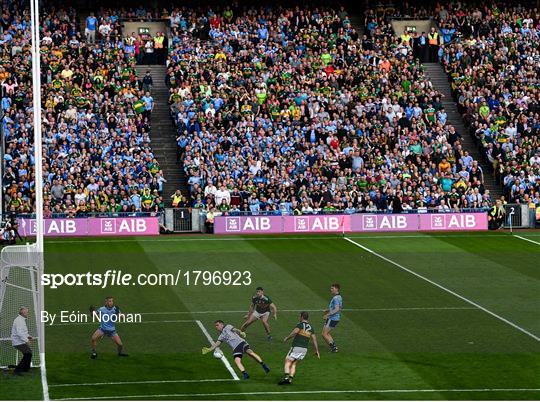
[283, 327, 299, 342]
[270, 302, 278, 320]
[203, 340, 221, 354]
[311, 334, 320, 358]
[232, 328, 247, 338]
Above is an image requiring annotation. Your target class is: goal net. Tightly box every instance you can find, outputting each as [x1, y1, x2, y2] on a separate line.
[0, 244, 42, 368]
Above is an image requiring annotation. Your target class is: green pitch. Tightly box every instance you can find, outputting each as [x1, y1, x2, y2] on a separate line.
[1, 232, 539, 400]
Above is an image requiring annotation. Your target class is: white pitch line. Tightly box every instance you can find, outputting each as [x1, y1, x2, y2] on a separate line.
[45, 236, 340, 243]
[40, 353, 50, 401]
[138, 306, 476, 315]
[49, 378, 235, 388]
[195, 320, 239, 381]
[344, 237, 540, 342]
[44, 233, 540, 244]
[514, 235, 540, 246]
[51, 319, 195, 327]
[51, 387, 540, 400]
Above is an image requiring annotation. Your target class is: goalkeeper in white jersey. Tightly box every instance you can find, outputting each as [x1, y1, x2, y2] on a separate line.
[202, 320, 270, 380]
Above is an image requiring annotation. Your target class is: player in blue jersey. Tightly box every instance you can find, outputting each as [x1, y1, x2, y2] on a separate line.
[89, 296, 128, 359]
[322, 284, 342, 353]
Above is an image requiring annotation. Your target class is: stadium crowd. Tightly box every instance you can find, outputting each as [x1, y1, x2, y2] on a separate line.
[436, 3, 539, 208]
[2, 1, 537, 219]
[367, 2, 539, 211]
[166, 5, 492, 215]
[0, 2, 166, 216]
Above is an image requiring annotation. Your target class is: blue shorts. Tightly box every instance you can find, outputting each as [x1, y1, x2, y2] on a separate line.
[99, 328, 117, 337]
[325, 319, 339, 329]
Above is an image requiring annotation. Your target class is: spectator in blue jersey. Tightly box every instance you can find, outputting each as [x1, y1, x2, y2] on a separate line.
[85, 12, 97, 43]
[90, 296, 128, 359]
[322, 284, 342, 353]
[141, 91, 154, 119]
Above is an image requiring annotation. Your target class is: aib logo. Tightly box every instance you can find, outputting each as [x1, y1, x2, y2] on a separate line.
[295, 217, 309, 231]
[363, 215, 377, 230]
[101, 219, 116, 233]
[225, 218, 240, 232]
[431, 215, 445, 229]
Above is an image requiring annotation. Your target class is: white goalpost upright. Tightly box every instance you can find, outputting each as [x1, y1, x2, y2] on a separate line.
[0, 0, 46, 390]
[15, 0, 49, 401]
[30, 0, 49, 396]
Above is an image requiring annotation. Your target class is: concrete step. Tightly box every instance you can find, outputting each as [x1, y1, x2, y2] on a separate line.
[140, 65, 190, 198]
[422, 62, 502, 199]
[153, 147, 177, 151]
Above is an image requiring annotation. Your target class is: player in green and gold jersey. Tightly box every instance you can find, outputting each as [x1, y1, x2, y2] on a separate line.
[240, 287, 277, 340]
[279, 311, 320, 385]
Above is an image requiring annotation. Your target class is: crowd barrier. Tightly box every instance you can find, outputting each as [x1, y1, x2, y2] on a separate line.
[214, 212, 488, 234]
[18, 217, 160, 237]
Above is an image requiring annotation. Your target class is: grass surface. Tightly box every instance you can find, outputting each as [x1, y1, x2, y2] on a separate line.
[0, 231, 539, 400]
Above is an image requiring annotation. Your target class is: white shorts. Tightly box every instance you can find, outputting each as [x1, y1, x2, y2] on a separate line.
[251, 310, 270, 320]
[286, 346, 307, 361]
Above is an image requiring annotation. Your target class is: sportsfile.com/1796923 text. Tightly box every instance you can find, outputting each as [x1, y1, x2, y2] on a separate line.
[40, 270, 253, 289]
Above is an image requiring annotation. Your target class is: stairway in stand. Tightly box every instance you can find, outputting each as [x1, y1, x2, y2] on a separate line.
[135, 64, 186, 206]
[423, 63, 502, 200]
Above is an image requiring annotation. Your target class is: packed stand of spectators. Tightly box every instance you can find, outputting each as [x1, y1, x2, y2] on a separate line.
[166, 4, 490, 216]
[0, 2, 165, 217]
[435, 2, 539, 209]
[368, 1, 539, 222]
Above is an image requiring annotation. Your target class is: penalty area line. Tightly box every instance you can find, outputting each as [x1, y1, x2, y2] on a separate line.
[51, 388, 540, 400]
[344, 237, 540, 342]
[195, 320, 240, 381]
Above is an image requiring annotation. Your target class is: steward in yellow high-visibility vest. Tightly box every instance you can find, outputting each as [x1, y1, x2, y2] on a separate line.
[153, 32, 166, 64]
[172, 193, 182, 208]
[428, 28, 439, 62]
[488, 201, 504, 230]
[400, 31, 411, 46]
[154, 35, 164, 49]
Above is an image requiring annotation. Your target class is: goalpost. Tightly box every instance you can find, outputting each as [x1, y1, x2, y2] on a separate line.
[0, 0, 49, 398]
[30, 0, 49, 395]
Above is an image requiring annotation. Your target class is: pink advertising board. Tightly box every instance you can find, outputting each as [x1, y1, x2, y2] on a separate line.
[418, 212, 488, 231]
[218, 216, 282, 234]
[284, 215, 351, 233]
[350, 214, 418, 232]
[214, 212, 488, 234]
[18, 217, 160, 237]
